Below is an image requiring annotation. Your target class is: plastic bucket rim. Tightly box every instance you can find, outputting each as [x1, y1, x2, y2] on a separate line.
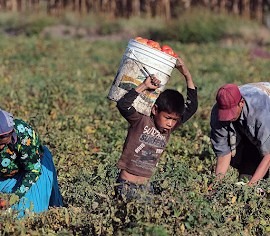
[125, 46, 176, 69]
[129, 39, 177, 62]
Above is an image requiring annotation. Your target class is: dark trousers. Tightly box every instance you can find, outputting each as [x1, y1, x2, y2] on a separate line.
[230, 135, 269, 180]
[114, 178, 154, 200]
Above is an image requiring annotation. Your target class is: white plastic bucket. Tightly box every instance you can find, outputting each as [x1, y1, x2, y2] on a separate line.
[107, 39, 177, 116]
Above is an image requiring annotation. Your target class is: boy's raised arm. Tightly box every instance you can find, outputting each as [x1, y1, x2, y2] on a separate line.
[175, 57, 195, 90]
[175, 57, 198, 123]
[135, 76, 161, 93]
[117, 88, 139, 119]
[117, 76, 161, 121]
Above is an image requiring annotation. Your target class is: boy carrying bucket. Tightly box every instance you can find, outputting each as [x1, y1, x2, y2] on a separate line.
[115, 57, 198, 198]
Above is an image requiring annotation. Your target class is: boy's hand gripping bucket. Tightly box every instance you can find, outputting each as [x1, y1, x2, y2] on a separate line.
[107, 39, 177, 116]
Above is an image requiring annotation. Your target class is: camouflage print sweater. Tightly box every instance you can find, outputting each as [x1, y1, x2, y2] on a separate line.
[0, 119, 43, 198]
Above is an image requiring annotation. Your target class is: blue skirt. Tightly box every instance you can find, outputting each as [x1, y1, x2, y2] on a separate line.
[0, 146, 63, 217]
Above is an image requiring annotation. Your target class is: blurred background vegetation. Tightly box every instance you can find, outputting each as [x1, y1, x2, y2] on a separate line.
[0, 6, 270, 45]
[0, 1, 270, 236]
[0, 0, 269, 22]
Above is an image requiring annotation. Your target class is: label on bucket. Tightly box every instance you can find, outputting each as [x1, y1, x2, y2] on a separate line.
[118, 74, 161, 103]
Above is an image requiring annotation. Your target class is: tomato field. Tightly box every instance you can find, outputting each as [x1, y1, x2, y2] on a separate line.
[1, 11, 270, 236]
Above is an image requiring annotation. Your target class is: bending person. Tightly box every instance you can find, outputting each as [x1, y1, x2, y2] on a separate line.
[0, 109, 62, 216]
[210, 83, 270, 185]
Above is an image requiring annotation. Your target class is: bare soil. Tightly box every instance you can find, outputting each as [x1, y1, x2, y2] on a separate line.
[40, 25, 133, 42]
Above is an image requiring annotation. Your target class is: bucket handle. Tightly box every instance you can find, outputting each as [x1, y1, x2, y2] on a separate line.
[127, 48, 160, 86]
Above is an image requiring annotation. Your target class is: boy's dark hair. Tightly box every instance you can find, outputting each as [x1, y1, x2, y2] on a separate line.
[155, 89, 185, 116]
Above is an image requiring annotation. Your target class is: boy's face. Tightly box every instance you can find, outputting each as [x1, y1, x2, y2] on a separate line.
[152, 105, 180, 134]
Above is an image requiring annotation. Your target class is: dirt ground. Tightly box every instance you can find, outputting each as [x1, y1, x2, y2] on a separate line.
[40, 25, 133, 42]
[4, 24, 270, 59]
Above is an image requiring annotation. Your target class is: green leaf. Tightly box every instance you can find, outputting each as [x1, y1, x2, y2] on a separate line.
[9, 194, 19, 206]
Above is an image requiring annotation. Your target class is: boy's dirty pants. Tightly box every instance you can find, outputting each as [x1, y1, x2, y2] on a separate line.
[114, 178, 154, 200]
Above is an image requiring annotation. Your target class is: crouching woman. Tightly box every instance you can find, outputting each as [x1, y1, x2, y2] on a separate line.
[0, 109, 63, 217]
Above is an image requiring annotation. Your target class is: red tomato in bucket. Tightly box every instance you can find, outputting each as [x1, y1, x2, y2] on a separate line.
[162, 48, 174, 56]
[147, 40, 161, 50]
[134, 37, 142, 41]
[137, 38, 148, 44]
[147, 40, 155, 47]
[134, 38, 176, 54]
[161, 45, 172, 51]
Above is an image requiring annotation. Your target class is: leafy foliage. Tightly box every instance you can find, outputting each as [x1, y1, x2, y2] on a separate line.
[149, 10, 227, 43]
[0, 12, 270, 236]
[148, 9, 270, 44]
[0, 10, 269, 45]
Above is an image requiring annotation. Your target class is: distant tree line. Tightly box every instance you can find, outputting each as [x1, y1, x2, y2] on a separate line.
[0, 0, 270, 23]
